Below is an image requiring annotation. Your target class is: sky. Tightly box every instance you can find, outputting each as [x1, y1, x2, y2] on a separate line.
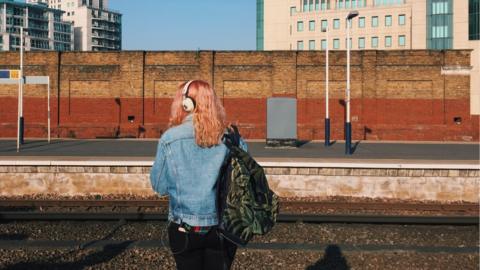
[109, 0, 257, 51]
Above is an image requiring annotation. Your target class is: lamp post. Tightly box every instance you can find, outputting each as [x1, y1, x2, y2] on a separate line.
[19, 27, 25, 147]
[321, 26, 330, 147]
[345, 10, 359, 155]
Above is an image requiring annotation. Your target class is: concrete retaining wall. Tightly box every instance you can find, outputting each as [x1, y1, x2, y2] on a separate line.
[0, 165, 478, 202]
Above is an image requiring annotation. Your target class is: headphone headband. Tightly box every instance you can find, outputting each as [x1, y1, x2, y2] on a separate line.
[182, 80, 196, 112]
[182, 80, 194, 96]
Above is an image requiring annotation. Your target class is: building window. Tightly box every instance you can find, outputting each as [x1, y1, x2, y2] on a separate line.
[333, 38, 340, 49]
[385, 36, 392, 47]
[358, 17, 365, 28]
[372, 16, 378, 27]
[469, 0, 480, 40]
[346, 38, 352, 49]
[432, 25, 448, 38]
[371, 36, 378, 48]
[303, 0, 308, 11]
[321, 39, 327, 50]
[309, 0, 314, 11]
[385, 15, 392, 26]
[321, 0, 328, 10]
[298, 40, 304, 50]
[375, 0, 404, 6]
[297, 21, 304, 32]
[309, 20, 315, 31]
[333, 19, 340, 29]
[315, 0, 320, 10]
[427, 0, 453, 49]
[309, 40, 315, 50]
[290, 6, 296, 16]
[358, 37, 365, 48]
[321, 20, 328, 30]
[432, 0, 449, 14]
[399, 14, 406, 25]
[399, 35, 406, 46]
[257, 0, 264, 50]
[336, 0, 344, 8]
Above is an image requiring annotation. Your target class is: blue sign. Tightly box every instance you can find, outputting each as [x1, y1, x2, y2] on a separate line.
[0, 70, 10, 79]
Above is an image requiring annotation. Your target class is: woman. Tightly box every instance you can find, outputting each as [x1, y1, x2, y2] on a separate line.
[150, 80, 242, 270]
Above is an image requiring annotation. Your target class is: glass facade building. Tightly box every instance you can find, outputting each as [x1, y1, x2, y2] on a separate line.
[0, 0, 73, 51]
[470, 0, 480, 40]
[427, 0, 453, 49]
[256, 0, 264, 50]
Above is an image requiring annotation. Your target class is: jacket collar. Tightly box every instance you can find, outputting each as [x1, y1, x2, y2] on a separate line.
[183, 114, 193, 123]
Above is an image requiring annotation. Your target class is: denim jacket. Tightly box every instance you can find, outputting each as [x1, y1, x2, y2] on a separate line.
[150, 115, 247, 226]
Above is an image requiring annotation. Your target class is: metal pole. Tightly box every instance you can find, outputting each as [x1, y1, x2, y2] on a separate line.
[325, 26, 330, 147]
[345, 17, 352, 155]
[19, 27, 24, 145]
[16, 73, 21, 152]
[47, 79, 51, 143]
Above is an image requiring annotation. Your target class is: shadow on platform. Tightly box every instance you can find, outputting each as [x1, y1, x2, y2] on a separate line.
[306, 244, 350, 270]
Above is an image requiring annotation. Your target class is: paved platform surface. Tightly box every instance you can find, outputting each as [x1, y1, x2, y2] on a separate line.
[0, 140, 478, 162]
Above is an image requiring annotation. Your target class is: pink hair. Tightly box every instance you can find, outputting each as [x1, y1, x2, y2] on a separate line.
[169, 80, 226, 147]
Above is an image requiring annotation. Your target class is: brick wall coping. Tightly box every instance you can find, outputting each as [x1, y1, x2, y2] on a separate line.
[0, 157, 478, 170]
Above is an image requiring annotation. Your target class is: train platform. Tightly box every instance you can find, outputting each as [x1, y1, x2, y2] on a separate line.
[0, 139, 478, 169]
[0, 139, 478, 202]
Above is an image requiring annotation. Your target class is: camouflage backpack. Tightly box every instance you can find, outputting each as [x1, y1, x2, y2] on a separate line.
[216, 126, 279, 246]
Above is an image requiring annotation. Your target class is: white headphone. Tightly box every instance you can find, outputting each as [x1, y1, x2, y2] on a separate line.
[182, 80, 196, 112]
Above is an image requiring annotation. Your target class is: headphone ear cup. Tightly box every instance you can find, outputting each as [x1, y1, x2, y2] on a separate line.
[182, 97, 195, 112]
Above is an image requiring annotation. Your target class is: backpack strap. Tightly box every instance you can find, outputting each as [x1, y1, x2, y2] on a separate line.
[223, 125, 241, 149]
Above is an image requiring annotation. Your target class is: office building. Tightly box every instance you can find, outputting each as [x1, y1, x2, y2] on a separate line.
[0, 0, 73, 51]
[27, 0, 121, 51]
[257, 0, 480, 114]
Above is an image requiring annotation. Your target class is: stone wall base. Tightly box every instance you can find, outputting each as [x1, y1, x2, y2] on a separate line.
[0, 166, 478, 203]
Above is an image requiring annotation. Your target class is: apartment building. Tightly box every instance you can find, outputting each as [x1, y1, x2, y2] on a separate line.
[257, 0, 480, 114]
[0, 0, 73, 51]
[27, 0, 121, 51]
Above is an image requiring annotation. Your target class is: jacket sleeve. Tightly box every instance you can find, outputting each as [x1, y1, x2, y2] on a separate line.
[150, 141, 168, 196]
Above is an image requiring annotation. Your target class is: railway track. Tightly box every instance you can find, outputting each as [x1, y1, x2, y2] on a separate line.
[0, 199, 477, 213]
[0, 199, 478, 225]
[0, 239, 476, 254]
[0, 212, 477, 225]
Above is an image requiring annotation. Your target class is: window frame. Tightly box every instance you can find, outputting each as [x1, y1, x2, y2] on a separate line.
[297, 40, 304, 50]
[358, 37, 365, 49]
[385, 15, 392, 26]
[358, 17, 365, 28]
[372, 16, 379, 27]
[398, 35, 406, 46]
[333, 19, 340, 29]
[297, 21, 304, 32]
[385, 36, 392, 47]
[399, 14, 406, 25]
[309, 20, 315, 31]
[371, 36, 379, 48]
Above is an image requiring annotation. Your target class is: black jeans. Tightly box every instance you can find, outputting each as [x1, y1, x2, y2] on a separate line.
[168, 222, 237, 270]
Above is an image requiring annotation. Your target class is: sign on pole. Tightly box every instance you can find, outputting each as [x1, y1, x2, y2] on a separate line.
[0, 73, 51, 151]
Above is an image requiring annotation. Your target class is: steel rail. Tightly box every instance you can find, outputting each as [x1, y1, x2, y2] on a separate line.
[0, 212, 478, 225]
[0, 240, 477, 253]
[0, 200, 477, 213]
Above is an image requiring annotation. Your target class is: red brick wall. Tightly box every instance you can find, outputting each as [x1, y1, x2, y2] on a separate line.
[0, 50, 478, 141]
